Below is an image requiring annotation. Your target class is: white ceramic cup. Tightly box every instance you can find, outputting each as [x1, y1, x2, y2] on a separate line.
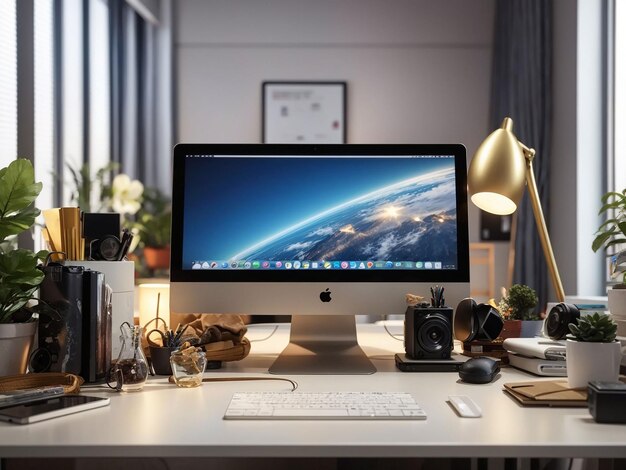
[566, 340, 623, 389]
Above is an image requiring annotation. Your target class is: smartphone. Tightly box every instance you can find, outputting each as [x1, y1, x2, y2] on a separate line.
[0, 395, 110, 424]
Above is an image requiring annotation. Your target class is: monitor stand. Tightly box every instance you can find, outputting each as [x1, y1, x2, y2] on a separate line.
[268, 315, 376, 375]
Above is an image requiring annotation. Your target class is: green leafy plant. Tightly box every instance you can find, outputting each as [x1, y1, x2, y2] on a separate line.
[593, 189, 626, 285]
[133, 188, 171, 248]
[567, 312, 617, 342]
[498, 284, 539, 320]
[66, 162, 118, 213]
[0, 159, 47, 323]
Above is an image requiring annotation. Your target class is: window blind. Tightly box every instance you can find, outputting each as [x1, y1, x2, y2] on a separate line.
[0, 1, 17, 168]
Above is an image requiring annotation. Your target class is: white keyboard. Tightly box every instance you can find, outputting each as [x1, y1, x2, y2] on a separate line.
[224, 391, 427, 420]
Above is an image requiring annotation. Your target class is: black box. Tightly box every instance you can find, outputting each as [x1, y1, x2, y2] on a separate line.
[404, 306, 453, 359]
[588, 381, 626, 423]
[33, 264, 111, 383]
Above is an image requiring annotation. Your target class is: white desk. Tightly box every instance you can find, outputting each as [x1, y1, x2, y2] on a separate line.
[1, 324, 625, 460]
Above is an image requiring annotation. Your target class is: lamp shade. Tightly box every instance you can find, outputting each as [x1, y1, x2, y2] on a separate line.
[468, 117, 527, 215]
[138, 283, 170, 329]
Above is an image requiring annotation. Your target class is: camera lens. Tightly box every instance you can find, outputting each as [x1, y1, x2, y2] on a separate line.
[417, 314, 452, 354]
[546, 303, 579, 340]
[90, 236, 122, 261]
[99, 236, 121, 260]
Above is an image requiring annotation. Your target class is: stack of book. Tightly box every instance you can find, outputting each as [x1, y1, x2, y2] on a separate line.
[502, 337, 567, 376]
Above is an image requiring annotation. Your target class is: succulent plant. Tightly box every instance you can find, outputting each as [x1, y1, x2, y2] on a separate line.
[567, 312, 617, 343]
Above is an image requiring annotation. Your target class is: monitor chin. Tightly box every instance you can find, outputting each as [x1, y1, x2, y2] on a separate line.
[170, 282, 470, 317]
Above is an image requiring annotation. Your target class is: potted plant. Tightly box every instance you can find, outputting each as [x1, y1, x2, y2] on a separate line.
[496, 284, 543, 338]
[133, 188, 171, 271]
[566, 312, 621, 388]
[0, 159, 47, 375]
[593, 189, 626, 319]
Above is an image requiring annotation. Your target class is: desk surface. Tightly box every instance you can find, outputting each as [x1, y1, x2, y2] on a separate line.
[1, 323, 625, 459]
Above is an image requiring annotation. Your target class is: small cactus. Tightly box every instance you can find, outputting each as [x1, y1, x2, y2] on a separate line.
[567, 312, 617, 342]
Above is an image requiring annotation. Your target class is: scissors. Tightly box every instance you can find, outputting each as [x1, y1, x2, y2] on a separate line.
[147, 324, 189, 348]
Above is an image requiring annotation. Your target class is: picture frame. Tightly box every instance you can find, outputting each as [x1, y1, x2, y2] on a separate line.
[262, 81, 347, 143]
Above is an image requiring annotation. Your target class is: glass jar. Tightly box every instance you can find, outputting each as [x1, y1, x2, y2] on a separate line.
[170, 347, 206, 388]
[107, 322, 149, 392]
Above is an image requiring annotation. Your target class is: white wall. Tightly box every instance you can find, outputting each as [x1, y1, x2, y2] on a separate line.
[175, 0, 511, 294]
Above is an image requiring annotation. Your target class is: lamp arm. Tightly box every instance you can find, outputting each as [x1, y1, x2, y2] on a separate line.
[523, 150, 566, 302]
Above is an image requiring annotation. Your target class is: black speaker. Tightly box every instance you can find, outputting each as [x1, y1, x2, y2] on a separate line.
[545, 303, 580, 340]
[404, 306, 453, 359]
[453, 298, 504, 342]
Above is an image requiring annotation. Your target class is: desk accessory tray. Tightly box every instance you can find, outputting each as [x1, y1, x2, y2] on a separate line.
[503, 380, 587, 407]
[203, 338, 251, 362]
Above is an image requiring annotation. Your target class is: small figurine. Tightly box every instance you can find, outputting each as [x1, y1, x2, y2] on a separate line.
[405, 294, 425, 306]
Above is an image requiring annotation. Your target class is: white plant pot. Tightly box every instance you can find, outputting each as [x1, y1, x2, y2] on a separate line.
[566, 339, 623, 389]
[608, 288, 626, 319]
[0, 321, 37, 376]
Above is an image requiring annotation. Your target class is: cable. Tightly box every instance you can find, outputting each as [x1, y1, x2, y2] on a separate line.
[381, 318, 404, 342]
[248, 324, 279, 343]
[383, 322, 404, 341]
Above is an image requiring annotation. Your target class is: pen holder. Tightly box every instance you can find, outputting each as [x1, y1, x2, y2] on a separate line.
[149, 346, 175, 375]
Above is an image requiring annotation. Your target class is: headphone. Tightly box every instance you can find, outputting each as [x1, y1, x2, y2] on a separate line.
[544, 303, 580, 340]
[454, 298, 504, 342]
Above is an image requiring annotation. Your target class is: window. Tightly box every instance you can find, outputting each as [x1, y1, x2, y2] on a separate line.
[61, 0, 84, 205]
[34, 0, 55, 212]
[614, 0, 625, 192]
[0, 1, 17, 169]
[88, 0, 111, 209]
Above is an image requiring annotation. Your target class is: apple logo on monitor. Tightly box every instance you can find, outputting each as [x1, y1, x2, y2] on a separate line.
[319, 288, 332, 302]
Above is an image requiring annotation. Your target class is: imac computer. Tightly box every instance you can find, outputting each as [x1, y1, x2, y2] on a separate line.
[170, 144, 470, 374]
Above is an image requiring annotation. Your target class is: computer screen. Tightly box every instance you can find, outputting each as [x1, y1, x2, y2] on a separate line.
[170, 144, 469, 374]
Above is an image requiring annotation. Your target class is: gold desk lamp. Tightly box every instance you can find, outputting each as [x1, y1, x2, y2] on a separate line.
[468, 117, 565, 302]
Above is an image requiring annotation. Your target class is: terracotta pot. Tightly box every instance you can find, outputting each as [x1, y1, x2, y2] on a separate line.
[500, 320, 521, 339]
[500, 319, 544, 339]
[0, 321, 37, 376]
[144, 246, 170, 270]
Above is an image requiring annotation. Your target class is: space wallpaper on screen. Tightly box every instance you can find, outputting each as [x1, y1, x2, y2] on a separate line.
[182, 156, 458, 269]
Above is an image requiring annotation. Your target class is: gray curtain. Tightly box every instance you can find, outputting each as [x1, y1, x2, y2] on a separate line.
[490, 0, 552, 309]
[109, 0, 173, 195]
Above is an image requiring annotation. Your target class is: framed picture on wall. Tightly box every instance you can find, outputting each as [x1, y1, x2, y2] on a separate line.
[262, 81, 347, 143]
[480, 211, 512, 241]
